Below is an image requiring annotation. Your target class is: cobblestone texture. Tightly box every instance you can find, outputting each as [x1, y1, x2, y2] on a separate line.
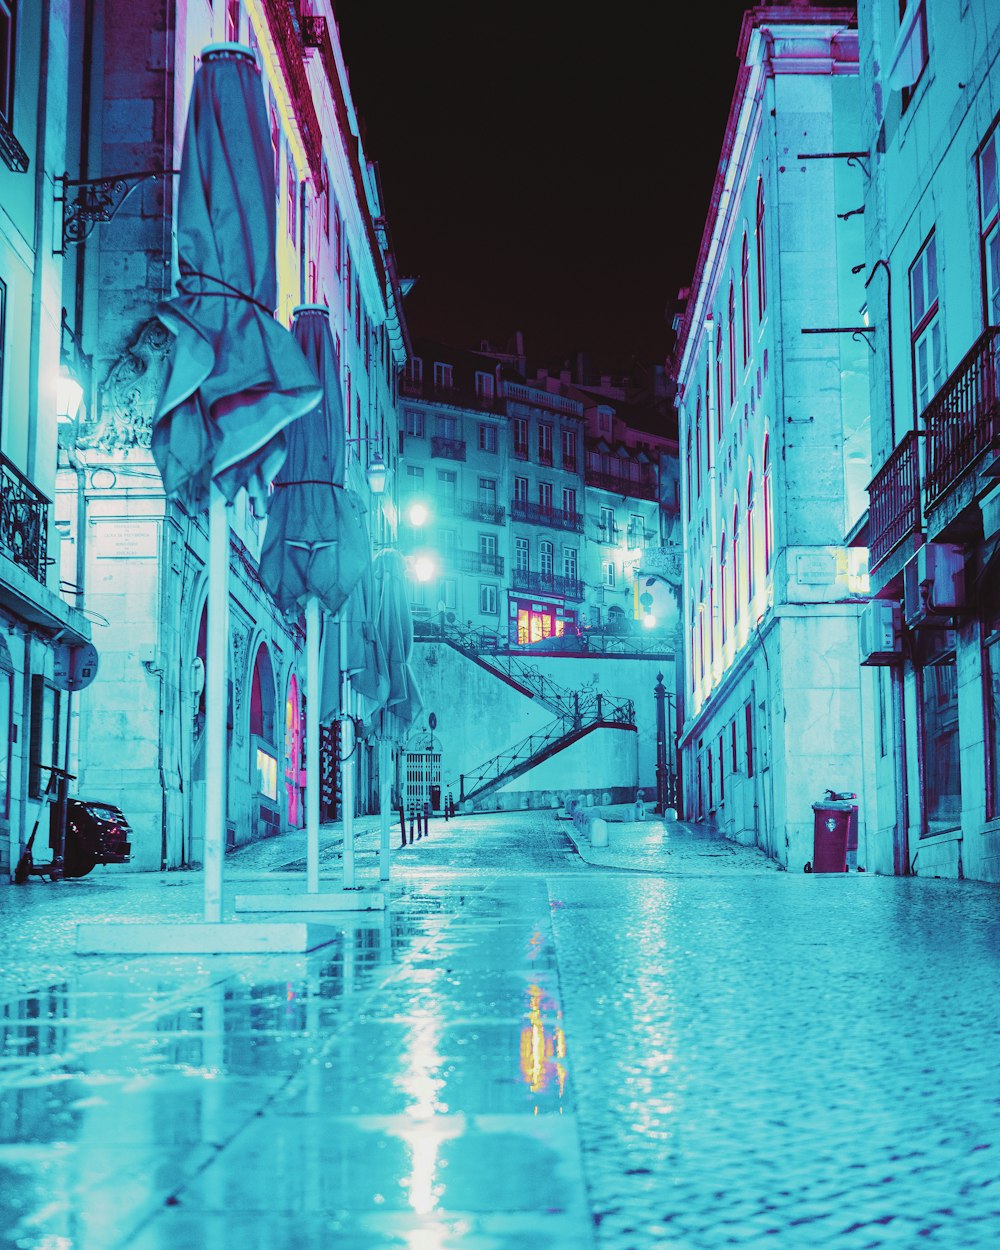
[0, 813, 997, 1249]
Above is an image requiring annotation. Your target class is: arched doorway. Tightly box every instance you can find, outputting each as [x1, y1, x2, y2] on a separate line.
[249, 643, 280, 841]
[284, 673, 303, 828]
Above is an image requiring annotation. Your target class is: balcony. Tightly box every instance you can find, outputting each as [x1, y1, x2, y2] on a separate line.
[538, 446, 553, 466]
[511, 569, 584, 601]
[504, 381, 583, 418]
[867, 430, 922, 572]
[448, 550, 505, 576]
[924, 327, 1000, 509]
[585, 465, 658, 501]
[431, 435, 467, 462]
[513, 441, 529, 461]
[400, 376, 506, 416]
[437, 497, 506, 526]
[511, 499, 584, 533]
[0, 453, 50, 584]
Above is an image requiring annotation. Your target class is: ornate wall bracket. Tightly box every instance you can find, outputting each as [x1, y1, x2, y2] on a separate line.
[54, 169, 179, 255]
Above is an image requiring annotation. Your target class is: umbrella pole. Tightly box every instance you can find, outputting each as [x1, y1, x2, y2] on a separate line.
[305, 596, 321, 894]
[204, 486, 229, 923]
[340, 613, 356, 889]
[379, 739, 391, 882]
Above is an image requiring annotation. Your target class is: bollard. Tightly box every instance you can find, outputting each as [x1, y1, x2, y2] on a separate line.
[408, 806, 416, 844]
[399, 804, 407, 847]
[422, 801, 430, 838]
[590, 817, 609, 848]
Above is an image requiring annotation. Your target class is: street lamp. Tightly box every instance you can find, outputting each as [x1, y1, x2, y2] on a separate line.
[56, 308, 89, 428]
[365, 453, 387, 496]
[412, 553, 437, 583]
[407, 500, 430, 528]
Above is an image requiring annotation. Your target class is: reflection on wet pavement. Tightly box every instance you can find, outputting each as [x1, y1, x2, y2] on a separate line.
[0, 813, 998, 1248]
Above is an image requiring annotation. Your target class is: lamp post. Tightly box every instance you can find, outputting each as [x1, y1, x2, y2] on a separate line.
[654, 672, 668, 815]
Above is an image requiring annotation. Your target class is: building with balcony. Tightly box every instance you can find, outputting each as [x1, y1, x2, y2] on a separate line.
[0, 3, 93, 879]
[856, 0, 1000, 880]
[673, 6, 871, 869]
[8, 0, 410, 873]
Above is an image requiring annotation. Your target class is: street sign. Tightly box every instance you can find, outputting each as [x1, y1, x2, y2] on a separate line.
[428, 712, 437, 730]
[52, 642, 100, 692]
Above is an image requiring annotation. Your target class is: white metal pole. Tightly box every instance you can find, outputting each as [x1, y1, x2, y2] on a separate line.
[204, 487, 229, 923]
[305, 596, 321, 894]
[340, 613, 356, 889]
[379, 739, 391, 882]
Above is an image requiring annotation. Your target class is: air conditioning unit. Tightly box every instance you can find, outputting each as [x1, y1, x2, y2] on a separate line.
[903, 542, 965, 629]
[859, 600, 901, 666]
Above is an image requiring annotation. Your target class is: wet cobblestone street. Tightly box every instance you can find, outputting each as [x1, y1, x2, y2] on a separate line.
[1, 813, 998, 1248]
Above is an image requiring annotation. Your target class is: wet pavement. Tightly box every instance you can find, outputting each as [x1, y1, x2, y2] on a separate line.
[1, 811, 999, 1248]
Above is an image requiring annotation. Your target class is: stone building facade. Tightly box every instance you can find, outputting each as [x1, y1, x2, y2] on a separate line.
[858, 0, 1000, 881]
[674, 6, 872, 869]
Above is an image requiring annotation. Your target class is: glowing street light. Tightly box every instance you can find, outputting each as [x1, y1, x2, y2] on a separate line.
[407, 500, 429, 528]
[412, 553, 437, 583]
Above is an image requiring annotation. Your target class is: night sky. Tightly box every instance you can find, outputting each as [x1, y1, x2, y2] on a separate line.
[336, 2, 758, 372]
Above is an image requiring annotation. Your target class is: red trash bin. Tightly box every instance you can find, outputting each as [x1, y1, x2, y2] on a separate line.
[808, 800, 855, 873]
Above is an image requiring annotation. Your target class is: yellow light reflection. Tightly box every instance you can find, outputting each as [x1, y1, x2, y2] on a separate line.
[519, 982, 568, 1108]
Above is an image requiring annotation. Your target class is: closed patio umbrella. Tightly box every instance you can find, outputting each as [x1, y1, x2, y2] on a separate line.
[151, 44, 321, 923]
[258, 305, 369, 894]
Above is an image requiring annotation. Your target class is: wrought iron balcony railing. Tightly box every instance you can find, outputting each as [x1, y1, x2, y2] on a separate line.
[447, 549, 505, 576]
[924, 326, 1000, 507]
[400, 376, 507, 416]
[513, 441, 529, 460]
[511, 569, 584, 601]
[585, 465, 658, 500]
[510, 499, 584, 533]
[0, 453, 50, 584]
[437, 496, 506, 525]
[867, 430, 922, 571]
[431, 435, 467, 461]
[537, 446, 553, 466]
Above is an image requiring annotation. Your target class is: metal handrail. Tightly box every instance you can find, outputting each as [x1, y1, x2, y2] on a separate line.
[867, 429, 922, 570]
[924, 326, 1000, 506]
[0, 453, 50, 583]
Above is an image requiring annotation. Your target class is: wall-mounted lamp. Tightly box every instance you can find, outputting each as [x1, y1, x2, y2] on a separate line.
[57, 308, 91, 428]
[347, 431, 389, 496]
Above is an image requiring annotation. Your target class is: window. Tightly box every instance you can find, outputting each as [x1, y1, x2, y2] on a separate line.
[479, 532, 497, 559]
[514, 475, 528, 504]
[479, 423, 497, 453]
[731, 719, 738, 774]
[719, 534, 727, 646]
[478, 477, 497, 512]
[436, 469, 456, 510]
[984, 582, 1000, 819]
[538, 481, 553, 511]
[539, 540, 554, 576]
[434, 361, 453, 390]
[562, 487, 577, 519]
[226, 0, 241, 43]
[732, 504, 741, 623]
[563, 547, 578, 579]
[515, 537, 529, 572]
[746, 473, 756, 601]
[406, 356, 423, 386]
[714, 326, 723, 437]
[707, 749, 714, 811]
[438, 528, 456, 558]
[345, 367, 351, 434]
[405, 409, 424, 438]
[269, 106, 280, 187]
[355, 279, 361, 345]
[480, 584, 498, 615]
[321, 162, 331, 239]
[698, 582, 706, 677]
[364, 314, 370, 371]
[756, 178, 766, 320]
[513, 417, 528, 457]
[745, 701, 754, 777]
[727, 279, 736, 409]
[763, 434, 773, 574]
[708, 562, 715, 664]
[600, 505, 615, 541]
[598, 409, 612, 436]
[440, 578, 457, 610]
[334, 203, 342, 276]
[686, 429, 693, 520]
[627, 513, 644, 549]
[436, 414, 457, 441]
[345, 248, 353, 313]
[695, 396, 703, 497]
[475, 371, 495, 400]
[919, 642, 961, 836]
[538, 423, 553, 465]
[741, 232, 751, 366]
[910, 233, 944, 416]
[894, 0, 929, 111]
[604, 559, 616, 588]
[562, 428, 577, 467]
[979, 126, 1000, 324]
[718, 735, 725, 802]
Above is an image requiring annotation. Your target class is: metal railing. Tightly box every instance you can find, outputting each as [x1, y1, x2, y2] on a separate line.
[511, 569, 584, 600]
[867, 429, 922, 571]
[431, 435, 467, 461]
[513, 441, 529, 460]
[0, 453, 50, 584]
[925, 326, 1000, 507]
[503, 381, 583, 418]
[400, 376, 507, 416]
[447, 549, 505, 576]
[437, 496, 506, 525]
[510, 499, 584, 532]
[538, 446, 553, 466]
[585, 466, 658, 500]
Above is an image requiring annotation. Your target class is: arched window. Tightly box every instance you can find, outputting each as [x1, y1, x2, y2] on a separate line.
[727, 279, 736, 409]
[695, 395, 703, 498]
[741, 232, 751, 366]
[709, 562, 716, 664]
[686, 428, 693, 519]
[715, 319, 723, 438]
[698, 579, 706, 680]
[250, 644, 276, 744]
[747, 471, 756, 601]
[732, 504, 741, 623]
[756, 177, 766, 320]
[763, 434, 773, 574]
[719, 533, 727, 646]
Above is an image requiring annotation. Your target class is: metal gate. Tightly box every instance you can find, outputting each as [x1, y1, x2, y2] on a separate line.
[404, 751, 440, 812]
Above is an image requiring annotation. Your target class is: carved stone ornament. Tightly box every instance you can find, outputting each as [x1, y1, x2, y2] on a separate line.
[231, 623, 251, 724]
[78, 318, 173, 451]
